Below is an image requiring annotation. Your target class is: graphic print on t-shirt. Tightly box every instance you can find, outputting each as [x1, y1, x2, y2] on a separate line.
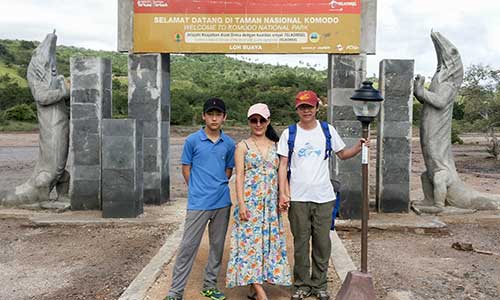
[297, 142, 321, 158]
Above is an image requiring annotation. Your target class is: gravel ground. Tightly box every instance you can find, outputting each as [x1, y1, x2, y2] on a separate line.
[1, 128, 499, 300]
[341, 220, 500, 300]
[341, 138, 500, 300]
[0, 131, 182, 300]
[0, 219, 177, 300]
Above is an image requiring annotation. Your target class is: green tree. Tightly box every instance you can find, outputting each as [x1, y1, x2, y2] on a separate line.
[0, 74, 33, 110]
[460, 64, 500, 129]
[0, 39, 332, 127]
[460, 64, 500, 158]
[112, 78, 128, 117]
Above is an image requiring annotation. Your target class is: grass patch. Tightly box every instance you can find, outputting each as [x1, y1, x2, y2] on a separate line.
[0, 121, 38, 131]
[0, 64, 28, 87]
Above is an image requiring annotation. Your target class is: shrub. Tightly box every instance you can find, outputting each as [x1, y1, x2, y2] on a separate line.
[5, 103, 37, 122]
[412, 98, 422, 126]
[485, 126, 500, 160]
[451, 121, 463, 144]
[486, 135, 500, 160]
[112, 78, 128, 117]
[0, 110, 7, 125]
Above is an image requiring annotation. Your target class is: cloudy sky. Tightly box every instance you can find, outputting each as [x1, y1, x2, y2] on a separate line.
[1, 0, 499, 78]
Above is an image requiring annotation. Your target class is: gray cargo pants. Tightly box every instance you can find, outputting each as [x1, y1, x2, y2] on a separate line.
[168, 206, 230, 298]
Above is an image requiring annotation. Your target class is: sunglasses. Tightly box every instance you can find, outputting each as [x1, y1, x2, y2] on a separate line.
[248, 117, 267, 124]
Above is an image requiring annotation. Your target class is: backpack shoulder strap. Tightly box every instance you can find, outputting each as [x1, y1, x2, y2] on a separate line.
[320, 121, 332, 160]
[286, 124, 297, 181]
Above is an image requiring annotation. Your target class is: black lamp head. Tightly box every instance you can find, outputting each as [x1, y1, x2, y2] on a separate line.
[350, 81, 384, 124]
[350, 81, 384, 102]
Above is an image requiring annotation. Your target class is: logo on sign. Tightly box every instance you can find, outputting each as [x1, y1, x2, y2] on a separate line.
[137, 0, 168, 8]
[309, 32, 320, 43]
[329, 0, 357, 9]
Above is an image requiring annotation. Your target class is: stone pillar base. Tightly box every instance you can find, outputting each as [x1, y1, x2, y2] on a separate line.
[335, 271, 376, 300]
[101, 119, 144, 218]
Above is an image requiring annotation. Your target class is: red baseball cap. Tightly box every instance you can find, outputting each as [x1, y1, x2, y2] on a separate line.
[295, 90, 319, 108]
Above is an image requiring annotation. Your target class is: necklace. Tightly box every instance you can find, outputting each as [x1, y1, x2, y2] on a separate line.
[251, 137, 269, 159]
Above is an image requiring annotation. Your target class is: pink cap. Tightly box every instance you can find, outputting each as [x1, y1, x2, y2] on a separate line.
[247, 103, 271, 119]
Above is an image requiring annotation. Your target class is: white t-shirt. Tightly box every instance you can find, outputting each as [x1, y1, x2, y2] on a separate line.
[277, 120, 346, 203]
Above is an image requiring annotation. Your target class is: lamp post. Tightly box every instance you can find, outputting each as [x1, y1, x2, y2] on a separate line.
[335, 81, 383, 300]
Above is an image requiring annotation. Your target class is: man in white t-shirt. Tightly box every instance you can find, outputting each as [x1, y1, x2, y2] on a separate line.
[277, 90, 367, 300]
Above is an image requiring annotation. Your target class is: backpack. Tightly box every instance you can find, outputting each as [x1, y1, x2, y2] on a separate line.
[286, 121, 341, 230]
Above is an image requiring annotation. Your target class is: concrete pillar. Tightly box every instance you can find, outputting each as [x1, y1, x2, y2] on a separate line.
[376, 59, 414, 213]
[128, 53, 170, 205]
[328, 54, 366, 219]
[360, 0, 377, 55]
[102, 119, 143, 218]
[69, 57, 112, 210]
[117, 0, 134, 52]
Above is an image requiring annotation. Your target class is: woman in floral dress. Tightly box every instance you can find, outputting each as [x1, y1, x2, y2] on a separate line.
[226, 103, 291, 300]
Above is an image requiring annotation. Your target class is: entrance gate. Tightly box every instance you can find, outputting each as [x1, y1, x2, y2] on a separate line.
[70, 0, 409, 219]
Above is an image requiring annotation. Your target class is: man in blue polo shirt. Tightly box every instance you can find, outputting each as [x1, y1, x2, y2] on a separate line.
[165, 98, 235, 300]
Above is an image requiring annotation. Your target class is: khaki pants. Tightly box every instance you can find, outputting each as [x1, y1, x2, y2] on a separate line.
[288, 201, 334, 294]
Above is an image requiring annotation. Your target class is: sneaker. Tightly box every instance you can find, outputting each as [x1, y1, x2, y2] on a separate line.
[315, 290, 330, 300]
[164, 296, 182, 300]
[291, 289, 311, 300]
[201, 287, 226, 300]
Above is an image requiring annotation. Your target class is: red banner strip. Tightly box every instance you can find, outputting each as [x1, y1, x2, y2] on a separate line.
[135, 0, 361, 14]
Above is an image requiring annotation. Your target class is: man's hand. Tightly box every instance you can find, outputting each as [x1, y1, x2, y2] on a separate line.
[279, 194, 290, 212]
[359, 137, 370, 149]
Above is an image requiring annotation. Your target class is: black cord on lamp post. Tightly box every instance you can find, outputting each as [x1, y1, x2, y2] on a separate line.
[335, 81, 383, 300]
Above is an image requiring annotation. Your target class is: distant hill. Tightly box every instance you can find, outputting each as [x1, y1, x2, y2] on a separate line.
[0, 38, 328, 125]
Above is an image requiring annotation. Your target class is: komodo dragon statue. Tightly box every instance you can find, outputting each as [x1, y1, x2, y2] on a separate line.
[413, 31, 500, 213]
[2, 31, 70, 206]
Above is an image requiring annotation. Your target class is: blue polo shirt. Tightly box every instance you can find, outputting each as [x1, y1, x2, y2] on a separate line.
[181, 128, 235, 210]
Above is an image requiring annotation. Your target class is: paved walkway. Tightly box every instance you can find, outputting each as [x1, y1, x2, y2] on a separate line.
[141, 189, 341, 300]
[139, 170, 342, 300]
[146, 210, 299, 300]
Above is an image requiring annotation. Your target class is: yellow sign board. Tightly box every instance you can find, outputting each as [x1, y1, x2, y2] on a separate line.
[133, 0, 361, 54]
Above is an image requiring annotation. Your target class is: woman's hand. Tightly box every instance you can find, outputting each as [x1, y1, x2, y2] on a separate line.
[238, 202, 251, 221]
[279, 194, 290, 212]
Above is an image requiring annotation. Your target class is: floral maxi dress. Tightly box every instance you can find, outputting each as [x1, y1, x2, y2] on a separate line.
[226, 143, 292, 288]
